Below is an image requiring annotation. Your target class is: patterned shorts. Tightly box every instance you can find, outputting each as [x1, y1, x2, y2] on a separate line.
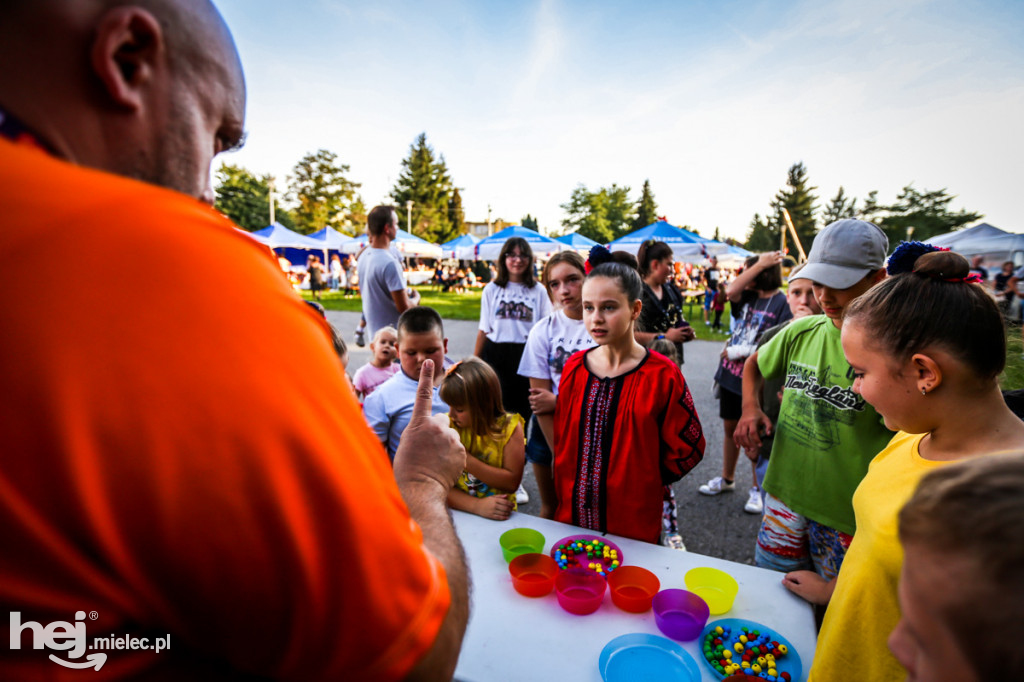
[754, 493, 852, 580]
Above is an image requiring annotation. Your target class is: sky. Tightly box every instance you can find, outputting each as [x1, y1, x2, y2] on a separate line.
[215, 0, 1024, 242]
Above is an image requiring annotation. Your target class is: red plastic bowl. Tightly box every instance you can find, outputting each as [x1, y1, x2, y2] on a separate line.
[555, 569, 606, 615]
[608, 565, 661, 613]
[509, 553, 558, 598]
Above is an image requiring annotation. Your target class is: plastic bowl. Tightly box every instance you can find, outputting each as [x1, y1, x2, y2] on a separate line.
[555, 569, 606, 615]
[607, 566, 661, 613]
[509, 553, 558, 597]
[684, 567, 739, 615]
[652, 589, 710, 641]
[500, 528, 545, 563]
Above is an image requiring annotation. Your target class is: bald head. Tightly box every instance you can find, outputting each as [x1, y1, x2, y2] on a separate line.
[0, 0, 246, 203]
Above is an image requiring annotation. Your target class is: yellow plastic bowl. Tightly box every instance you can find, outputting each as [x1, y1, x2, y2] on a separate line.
[684, 566, 738, 615]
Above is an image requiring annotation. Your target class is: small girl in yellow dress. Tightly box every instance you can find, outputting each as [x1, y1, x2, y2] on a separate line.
[439, 358, 526, 521]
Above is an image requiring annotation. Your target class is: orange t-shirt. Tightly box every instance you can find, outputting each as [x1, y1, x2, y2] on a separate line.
[0, 139, 449, 679]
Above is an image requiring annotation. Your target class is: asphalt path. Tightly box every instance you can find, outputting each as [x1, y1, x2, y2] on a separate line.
[328, 309, 762, 564]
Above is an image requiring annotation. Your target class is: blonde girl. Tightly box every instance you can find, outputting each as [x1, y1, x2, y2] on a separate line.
[440, 358, 526, 521]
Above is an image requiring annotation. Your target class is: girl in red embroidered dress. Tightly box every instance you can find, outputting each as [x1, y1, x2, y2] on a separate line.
[553, 262, 706, 543]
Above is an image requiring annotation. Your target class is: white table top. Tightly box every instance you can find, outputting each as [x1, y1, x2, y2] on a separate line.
[452, 510, 816, 682]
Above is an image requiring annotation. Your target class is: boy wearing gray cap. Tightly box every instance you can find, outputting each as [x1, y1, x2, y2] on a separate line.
[734, 219, 893, 600]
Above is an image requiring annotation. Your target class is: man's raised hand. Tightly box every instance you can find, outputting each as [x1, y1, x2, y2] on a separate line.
[393, 359, 466, 493]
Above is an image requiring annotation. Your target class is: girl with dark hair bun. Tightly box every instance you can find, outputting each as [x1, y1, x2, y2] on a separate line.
[474, 237, 552, 429]
[551, 261, 706, 543]
[800, 243, 1024, 681]
[635, 239, 696, 364]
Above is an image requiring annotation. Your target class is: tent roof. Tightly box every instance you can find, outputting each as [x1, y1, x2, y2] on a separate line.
[251, 222, 325, 249]
[309, 226, 356, 249]
[925, 222, 1008, 248]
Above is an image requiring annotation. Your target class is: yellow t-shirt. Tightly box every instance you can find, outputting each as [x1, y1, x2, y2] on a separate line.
[454, 413, 525, 507]
[810, 431, 941, 681]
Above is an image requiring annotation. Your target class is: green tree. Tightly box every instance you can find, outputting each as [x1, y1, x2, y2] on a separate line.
[632, 179, 658, 230]
[858, 190, 883, 224]
[875, 185, 983, 244]
[744, 213, 778, 252]
[346, 195, 367, 235]
[772, 162, 818, 251]
[560, 183, 634, 242]
[214, 163, 295, 231]
[821, 186, 858, 225]
[391, 133, 459, 244]
[521, 214, 539, 231]
[712, 227, 721, 242]
[448, 188, 465, 236]
[287, 149, 360, 234]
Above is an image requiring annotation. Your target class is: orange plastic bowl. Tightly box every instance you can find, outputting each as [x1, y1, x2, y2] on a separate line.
[555, 569, 606, 615]
[509, 553, 558, 598]
[607, 566, 661, 613]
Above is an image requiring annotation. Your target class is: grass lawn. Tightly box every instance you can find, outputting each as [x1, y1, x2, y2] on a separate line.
[1002, 323, 1024, 390]
[304, 285, 483, 321]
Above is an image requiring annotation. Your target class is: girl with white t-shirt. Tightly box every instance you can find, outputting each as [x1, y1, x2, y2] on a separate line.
[474, 237, 552, 422]
[517, 251, 593, 518]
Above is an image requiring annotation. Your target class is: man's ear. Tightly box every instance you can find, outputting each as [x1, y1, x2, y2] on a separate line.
[90, 7, 164, 111]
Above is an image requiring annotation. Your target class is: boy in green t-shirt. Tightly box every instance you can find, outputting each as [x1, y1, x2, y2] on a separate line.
[734, 219, 891, 594]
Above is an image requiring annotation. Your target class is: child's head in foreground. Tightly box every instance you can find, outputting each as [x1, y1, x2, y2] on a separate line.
[439, 357, 508, 437]
[396, 306, 447, 382]
[798, 219, 888, 323]
[582, 262, 643, 345]
[841, 245, 1004, 433]
[891, 453, 1024, 682]
[370, 326, 398, 367]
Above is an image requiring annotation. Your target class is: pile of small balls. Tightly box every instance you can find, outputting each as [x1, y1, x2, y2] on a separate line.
[553, 539, 619, 575]
[701, 624, 791, 680]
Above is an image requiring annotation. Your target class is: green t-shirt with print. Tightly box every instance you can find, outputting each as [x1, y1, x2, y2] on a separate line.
[758, 314, 892, 536]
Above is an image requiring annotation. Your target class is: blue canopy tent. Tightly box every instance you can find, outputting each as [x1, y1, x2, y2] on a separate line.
[555, 232, 601, 255]
[606, 220, 728, 261]
[440, 234, 479, 259]
[925, 222, 1008, 249]
[340, 229, 442, 259]
[462, 225, 567, 261]
[252, 222, 332, 268]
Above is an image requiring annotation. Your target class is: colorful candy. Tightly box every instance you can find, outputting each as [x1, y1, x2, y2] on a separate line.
[701, 627, 792, 680]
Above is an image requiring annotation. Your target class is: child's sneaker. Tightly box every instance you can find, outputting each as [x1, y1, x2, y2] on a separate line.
[664, 533, 686, 551]
[744, 486, 764, 514]
[354, 327, 366, 347]
[515, 484, 530, 504]
[698, 476, 735, 496]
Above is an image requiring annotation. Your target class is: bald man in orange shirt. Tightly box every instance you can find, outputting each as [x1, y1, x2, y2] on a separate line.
[0, 1, 468, 679]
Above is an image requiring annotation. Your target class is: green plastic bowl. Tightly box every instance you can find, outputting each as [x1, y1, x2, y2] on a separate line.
[499, 528, 545, 563]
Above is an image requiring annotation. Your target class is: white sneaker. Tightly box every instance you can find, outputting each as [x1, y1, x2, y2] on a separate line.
[354, 327, 366, 347]
[698, 476, 735, 496]
[664, 533, 687, 551]
[744, 487, 764, 514]
[515, 484, 529, 505]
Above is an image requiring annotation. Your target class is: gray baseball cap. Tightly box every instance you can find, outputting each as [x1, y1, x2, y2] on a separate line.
[799, 219, 888, 289]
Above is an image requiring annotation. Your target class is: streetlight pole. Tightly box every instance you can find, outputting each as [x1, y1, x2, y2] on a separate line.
[268, 177, 276, 226]
[406, 200, 413, 234]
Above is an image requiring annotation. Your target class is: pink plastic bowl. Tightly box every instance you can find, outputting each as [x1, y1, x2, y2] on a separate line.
[652, 589, 709, 641]
[555, 569, 606, 615]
